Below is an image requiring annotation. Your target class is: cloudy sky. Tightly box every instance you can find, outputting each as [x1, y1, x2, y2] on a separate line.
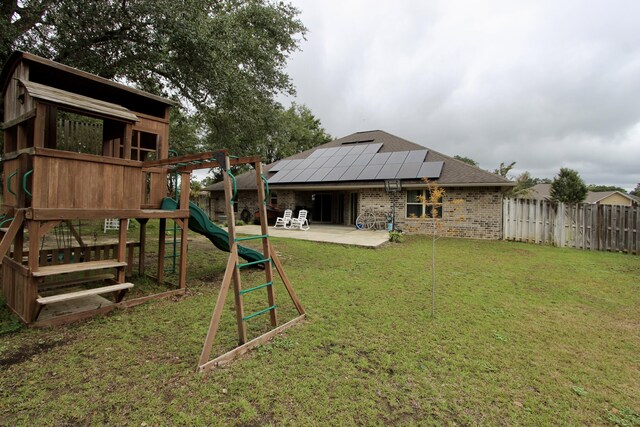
[283, 0, 640, 190]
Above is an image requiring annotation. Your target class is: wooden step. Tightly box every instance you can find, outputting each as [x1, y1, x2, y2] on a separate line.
[32, 260, 127, 277]
[37, 283, 134, 305]
[39, 273, 115, 292]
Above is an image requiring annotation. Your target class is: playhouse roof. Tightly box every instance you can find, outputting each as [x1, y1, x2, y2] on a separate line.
[1, 51, 176, 116]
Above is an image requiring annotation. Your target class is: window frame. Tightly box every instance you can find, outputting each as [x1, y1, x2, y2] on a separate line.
[406, 189, 443, 219]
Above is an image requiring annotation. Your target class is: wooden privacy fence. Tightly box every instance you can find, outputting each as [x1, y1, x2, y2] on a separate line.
[192, 195, 214, 218]
[503, 198, 640, 255]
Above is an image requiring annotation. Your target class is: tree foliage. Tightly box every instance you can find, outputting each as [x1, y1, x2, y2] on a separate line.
[586, 185, 627, 193]
[1, 0, 315, 157]
[631, 183, 640, 197]
[453, 155, 478, 167]
[494, 161, 516, 178]
[550, 168, 588, 203]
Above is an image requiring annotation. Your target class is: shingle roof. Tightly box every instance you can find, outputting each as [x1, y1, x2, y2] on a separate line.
[206, 130, 513, 191]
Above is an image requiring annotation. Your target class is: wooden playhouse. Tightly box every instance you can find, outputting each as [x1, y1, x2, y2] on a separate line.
[0, 51, 192, 326]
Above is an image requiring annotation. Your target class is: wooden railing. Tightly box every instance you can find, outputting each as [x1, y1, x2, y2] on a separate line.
[503, 198, 639, 255]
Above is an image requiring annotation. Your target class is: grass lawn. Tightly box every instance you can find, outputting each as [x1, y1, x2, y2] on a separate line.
[0, 235, 638, 425]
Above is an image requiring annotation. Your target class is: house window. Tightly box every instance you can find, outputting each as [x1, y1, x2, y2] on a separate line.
[270, 191, 278, 206]
[406, 190, 443, 218]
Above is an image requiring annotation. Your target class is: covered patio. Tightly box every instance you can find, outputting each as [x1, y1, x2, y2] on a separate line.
[234, 224, 390, 248]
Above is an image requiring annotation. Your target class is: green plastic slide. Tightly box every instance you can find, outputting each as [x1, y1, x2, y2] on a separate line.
[160, 198, 264, 264]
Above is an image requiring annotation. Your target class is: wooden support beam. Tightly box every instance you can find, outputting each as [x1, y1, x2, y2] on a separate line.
[137, 218, 148, 275]
[176, 156, 262, 173]
[255, 162, 277, 327]
[270, 244, 305, 315]
[157, 218, 166, 284]
[27, 208, 190, 220]
[142, 151, 227, 168]
[117, 219, 128, 282]
[198, 252, 238, 367]
[198, 314, 305, 372]
[27, 220, 40, 272]
[0, 210, 25, 264]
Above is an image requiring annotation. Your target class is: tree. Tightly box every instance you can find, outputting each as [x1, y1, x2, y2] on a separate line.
[1, 0, 307, 154]
[510, 171, 537, 197]
[453, 155, 478, 167]
[550, 168, 588, 203]
[631, 183, 640, 197]
[258, 103, 331, 164]
[494, 161, 516, 178]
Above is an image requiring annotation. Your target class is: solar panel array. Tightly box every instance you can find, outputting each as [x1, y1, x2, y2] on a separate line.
[268, 144, 444, 184]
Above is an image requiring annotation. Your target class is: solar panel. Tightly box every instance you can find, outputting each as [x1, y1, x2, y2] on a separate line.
[363, 143, 383, 154]
[269, 159, 289, 172]
[418, 161, 444, 178]
[321, 156, 342, 168]
[297, 157, 318, 169]
[278, 169, 305, 182]
[388, 151, 409, 164]
[267, 171, 285, 183]
[404, 149, 428, 163]
[309, 157, 329, 168]
[376, 163, 402, 179]
[352, 153, 375, 166]
[321, 147, 340, 157]
[337, 154, 358, 167]
[357, 164, 381, 180]
[335, 146, 354, 157]
[338, 165, 366, 181]
[348, 145, 367, 156]
[306, 149, 323, 159]
[308, 167, 333, 182]
[322, 166, 349, 181]
[369, 152, 391, 165]
[394, 162, 422, 179]
[285, 159, 304, 169]
[290, 168, 317, 182]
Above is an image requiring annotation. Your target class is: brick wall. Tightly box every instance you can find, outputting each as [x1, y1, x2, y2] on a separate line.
[360, 187, 503, 239]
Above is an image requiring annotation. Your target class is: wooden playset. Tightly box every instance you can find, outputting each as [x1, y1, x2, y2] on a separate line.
[0, 51, 304, 367]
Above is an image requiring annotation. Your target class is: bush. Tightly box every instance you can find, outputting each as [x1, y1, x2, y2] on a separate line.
[389, 230, 404, 243]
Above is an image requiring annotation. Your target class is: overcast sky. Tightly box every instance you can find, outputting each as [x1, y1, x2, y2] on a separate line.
[283, 0, 640, 190]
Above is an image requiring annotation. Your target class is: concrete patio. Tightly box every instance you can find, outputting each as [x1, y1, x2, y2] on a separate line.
[234, 224, 390, 248]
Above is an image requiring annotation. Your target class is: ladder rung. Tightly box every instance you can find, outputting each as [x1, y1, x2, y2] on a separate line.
[239, 281, 273, 295]
[243, 305, 277, 321]
[235, 234, 269, 242]
[238, 258, 271, 268]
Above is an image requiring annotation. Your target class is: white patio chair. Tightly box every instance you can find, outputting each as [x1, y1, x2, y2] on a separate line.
[289, 210, 310, 231]
[273, 209, 292, 228]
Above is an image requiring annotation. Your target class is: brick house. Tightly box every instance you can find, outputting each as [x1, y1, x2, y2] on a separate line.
[206, 130, 514, 239]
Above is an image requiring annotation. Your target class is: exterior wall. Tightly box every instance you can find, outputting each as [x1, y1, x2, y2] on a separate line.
[208, 189, 297, 221]
[598, 193, 632, 206]
[359, 187, 503, 239]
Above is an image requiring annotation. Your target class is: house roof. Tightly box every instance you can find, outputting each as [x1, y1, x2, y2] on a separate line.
[522, 184, 638, 205]
[585, 191, 637, 204]
[206, 130, 513, 191]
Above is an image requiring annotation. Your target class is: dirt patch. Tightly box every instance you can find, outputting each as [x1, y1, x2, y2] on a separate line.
[0, 337, 71, 368]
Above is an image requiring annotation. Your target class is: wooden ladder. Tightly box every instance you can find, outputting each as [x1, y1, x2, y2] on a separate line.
[197, 154, 305, 372]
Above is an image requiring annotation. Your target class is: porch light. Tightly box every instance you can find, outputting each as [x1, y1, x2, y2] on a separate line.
[384, 179, 402, 193]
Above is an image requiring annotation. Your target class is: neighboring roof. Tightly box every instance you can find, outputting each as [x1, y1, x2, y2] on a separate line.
[522, 185, 638, 205]
[525, 183, 552, 200]
[585, 191, 637, 204]
[19, 79, 138, 122]
[206, 130, 513, 191]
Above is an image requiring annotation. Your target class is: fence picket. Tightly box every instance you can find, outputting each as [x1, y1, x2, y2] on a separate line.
[503, 198, 637, 255]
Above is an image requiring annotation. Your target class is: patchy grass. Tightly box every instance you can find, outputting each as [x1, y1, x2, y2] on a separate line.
[0, 236, 638, 425]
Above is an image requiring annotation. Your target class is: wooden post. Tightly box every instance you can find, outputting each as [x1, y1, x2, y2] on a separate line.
[157, 218, 166, 284]
[255, 162, 277, 327]
[223, 156, 247, 344]
[178, 172, 191, 289]
[138, 218, 148, 275]
[27, 220, 40, 273]
[117, 218, 127, 282]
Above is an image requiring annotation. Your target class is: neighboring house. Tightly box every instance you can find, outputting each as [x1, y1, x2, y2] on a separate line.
[206, 130, 514, 239]
[522, 183, 638, 206]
